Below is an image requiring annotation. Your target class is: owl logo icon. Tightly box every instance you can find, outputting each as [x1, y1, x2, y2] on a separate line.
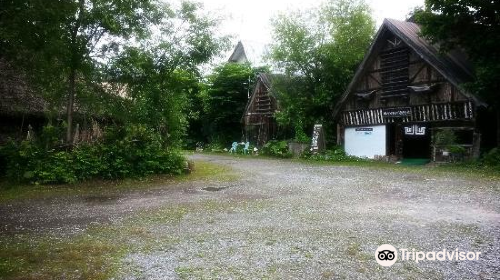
[378, 250, 395, 261]
[375, 244, 398, 267]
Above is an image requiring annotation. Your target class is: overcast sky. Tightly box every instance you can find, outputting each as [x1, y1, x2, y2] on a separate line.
[202, 0, 425, 47]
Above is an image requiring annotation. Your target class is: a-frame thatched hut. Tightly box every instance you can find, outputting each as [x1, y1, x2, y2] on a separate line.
[242, 73, 278, 146]
[333, 18, 485, 161]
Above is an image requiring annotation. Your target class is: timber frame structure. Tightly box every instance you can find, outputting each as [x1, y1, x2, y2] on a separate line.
[242, 73, 278, 146]
[333, 19, 485, 161]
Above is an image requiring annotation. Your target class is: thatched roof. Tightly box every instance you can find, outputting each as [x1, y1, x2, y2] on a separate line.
[0, 59, 47, 116]
[333, 18, 484, 119]
[228, 40, 269, 67]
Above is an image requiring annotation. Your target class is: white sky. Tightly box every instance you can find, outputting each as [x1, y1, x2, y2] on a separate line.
[201, 0, 424, 49]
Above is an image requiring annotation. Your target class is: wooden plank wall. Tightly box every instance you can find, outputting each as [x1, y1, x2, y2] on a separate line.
[344, 34, 470, 112]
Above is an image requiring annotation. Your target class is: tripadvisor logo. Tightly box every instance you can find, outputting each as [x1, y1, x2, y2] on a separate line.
[375, 244, 482, 267]
[375, 244, 397, 267]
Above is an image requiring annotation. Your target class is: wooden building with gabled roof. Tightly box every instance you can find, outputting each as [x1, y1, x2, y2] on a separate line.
[242, 73, 278, 146]
[333, 18, 484, 161]
[0, 59, 48, 143]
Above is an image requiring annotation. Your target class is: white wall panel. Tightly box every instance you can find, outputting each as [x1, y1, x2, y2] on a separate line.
[345, 125, 386, 159]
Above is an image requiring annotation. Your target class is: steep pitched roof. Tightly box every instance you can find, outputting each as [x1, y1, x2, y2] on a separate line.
[228, 40, 269, 67]
[0, 59, 47, 116]
[333, 18, 484, 118]
[242, 73, 274, 119]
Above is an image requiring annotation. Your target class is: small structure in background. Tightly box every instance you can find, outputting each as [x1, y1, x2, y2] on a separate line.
[0, 59, 47, 144]
[242, 73, 279, 147]
[228, 40, 269, 67]
[0, 58, 117, 146]
[310, 124, 326, 154]
[227, 40, 278, 147]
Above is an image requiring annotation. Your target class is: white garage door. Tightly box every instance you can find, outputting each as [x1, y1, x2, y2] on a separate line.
[345, 125, 386, 159]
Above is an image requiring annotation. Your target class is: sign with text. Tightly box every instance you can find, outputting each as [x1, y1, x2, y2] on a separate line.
[382, 107, 412, 118]
[355, 127, 373, 132]
[310, 124, 325, 154]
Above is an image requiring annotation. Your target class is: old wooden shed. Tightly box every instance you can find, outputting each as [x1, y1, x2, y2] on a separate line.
[333, 19, 484, 161]
[242, 73, 278, 146]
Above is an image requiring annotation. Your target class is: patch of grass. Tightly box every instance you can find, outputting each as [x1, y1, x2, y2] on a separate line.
[175, 266, 206, 279]
[0, 160, 238, 203]
[138, 206, 189, 225]
[176, 160, 239, 182]
[0, 175, 176, 203]
[0, 202, 194, 280]
[0, 231, 122, 280]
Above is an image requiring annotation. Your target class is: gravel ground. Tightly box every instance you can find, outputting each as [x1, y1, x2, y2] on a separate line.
[1, 154, 500, 279]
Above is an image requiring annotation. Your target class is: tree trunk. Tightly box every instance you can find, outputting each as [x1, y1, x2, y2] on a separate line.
[66, 67, 76, 143]
[66, 0, 84, 144]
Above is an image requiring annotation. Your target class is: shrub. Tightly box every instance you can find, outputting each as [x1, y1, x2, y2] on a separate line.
[205, 142, 225, 153]
[482, 148, 500, 168]
[302, 146, 364, 162]
[434, 129, 457, 147]
[262, 140, 292, 158]
[1, 124, 185, 184]
[1, 140, 77, 184]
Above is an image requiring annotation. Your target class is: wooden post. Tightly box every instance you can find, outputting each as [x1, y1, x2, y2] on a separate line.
[337, 123, 342, 146]
[472, 132, 481, 159]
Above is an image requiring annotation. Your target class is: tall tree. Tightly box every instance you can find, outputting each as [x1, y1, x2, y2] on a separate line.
[414, 0, 500, 146]
[201, 63, 257, 144]
[0, 0, 160, 142]
[269, 0, 375, 143]
[109, 1, 229, 146]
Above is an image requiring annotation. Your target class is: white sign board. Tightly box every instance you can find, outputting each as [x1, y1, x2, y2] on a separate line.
[345, 125, 386, 159]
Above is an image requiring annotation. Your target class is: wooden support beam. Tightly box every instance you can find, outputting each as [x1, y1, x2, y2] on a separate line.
[409, 63, 427, 83]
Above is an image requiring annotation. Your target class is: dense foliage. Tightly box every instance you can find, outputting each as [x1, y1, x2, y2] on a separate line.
[0, 125, 184, 184]
[268, 0, 375, 143]
[0, 1, 228, 184]
[109, 1, 229, 146]
[200, 63, 267, 145]
[261, 140, 292, 158]
[414, 0, 500, 147]
[482, 148, 500, 170]
[0, 0, 162, 141]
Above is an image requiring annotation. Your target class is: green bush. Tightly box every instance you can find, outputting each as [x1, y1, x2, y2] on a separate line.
[205, 142, 225, 153]
[482, 148, 500, 168]
[1, 124, 185, 184]
[1, 140, 77, 184]
[302, 146, 364, 162]
[262, 140, 292, 158]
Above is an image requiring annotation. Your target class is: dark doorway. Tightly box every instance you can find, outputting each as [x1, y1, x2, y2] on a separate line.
[387, 123, 404, 158]
[387, 124, 396, 156]
[402, 124, 431, 158]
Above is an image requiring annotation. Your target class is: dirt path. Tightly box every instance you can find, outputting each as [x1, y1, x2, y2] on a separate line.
[1, 154, 500, 279]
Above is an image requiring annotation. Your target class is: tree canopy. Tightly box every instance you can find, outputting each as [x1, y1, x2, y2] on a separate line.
[200, 63, 268, 145]
[414, 0, 500, 146]
[0, 0, 229, 146]
[268, 0, 375, 142]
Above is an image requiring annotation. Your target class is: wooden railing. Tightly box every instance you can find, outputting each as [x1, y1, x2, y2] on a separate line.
[341, 101, 474, 126]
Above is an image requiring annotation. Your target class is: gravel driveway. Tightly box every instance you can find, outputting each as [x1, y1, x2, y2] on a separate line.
[1, 154, 500, 279]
